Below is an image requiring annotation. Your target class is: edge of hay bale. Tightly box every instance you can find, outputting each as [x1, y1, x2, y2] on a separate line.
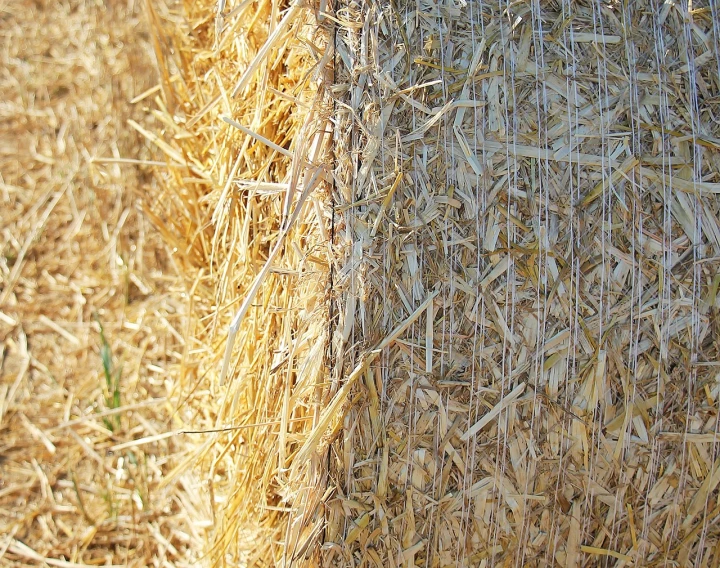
[140, 0, 336, 564]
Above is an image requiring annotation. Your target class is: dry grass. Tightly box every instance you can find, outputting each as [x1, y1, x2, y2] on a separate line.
[0, 0, 204, 565]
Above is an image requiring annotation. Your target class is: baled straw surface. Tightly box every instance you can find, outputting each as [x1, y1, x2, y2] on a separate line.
[141, 0, 720, 565]
[140, 0, 333, 564]
[326, 0, 720, 566]
[1, 1, 204, 565]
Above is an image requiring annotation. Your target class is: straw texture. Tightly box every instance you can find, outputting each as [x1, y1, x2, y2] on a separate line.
[139, 0, 334, 564]
[326, 0, 720, 565]
[137, 0, 720, 565]
[1, 0, 205, 566]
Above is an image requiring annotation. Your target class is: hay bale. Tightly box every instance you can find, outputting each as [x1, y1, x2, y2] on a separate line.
[143, 0, 720, 565]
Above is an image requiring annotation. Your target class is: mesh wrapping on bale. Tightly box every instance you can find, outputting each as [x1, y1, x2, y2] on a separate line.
[144, 0, 720, 565]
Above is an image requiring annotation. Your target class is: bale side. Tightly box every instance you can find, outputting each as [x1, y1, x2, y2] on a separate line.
[327, 0, 720, 565]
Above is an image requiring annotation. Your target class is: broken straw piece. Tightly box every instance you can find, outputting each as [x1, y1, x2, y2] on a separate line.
[220, 115, 293, 158]
[230, 0, 302, 97]
[217, 165, 324, 387]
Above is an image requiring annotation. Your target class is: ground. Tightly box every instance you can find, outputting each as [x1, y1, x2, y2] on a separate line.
[0, 1, 202, 565]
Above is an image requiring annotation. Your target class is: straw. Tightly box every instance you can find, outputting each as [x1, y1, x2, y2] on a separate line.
[133, 0, 720, 565]
[325, 0, 720, 565]
[137, 0, 335, 564]
[1, 1, 206, 565]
